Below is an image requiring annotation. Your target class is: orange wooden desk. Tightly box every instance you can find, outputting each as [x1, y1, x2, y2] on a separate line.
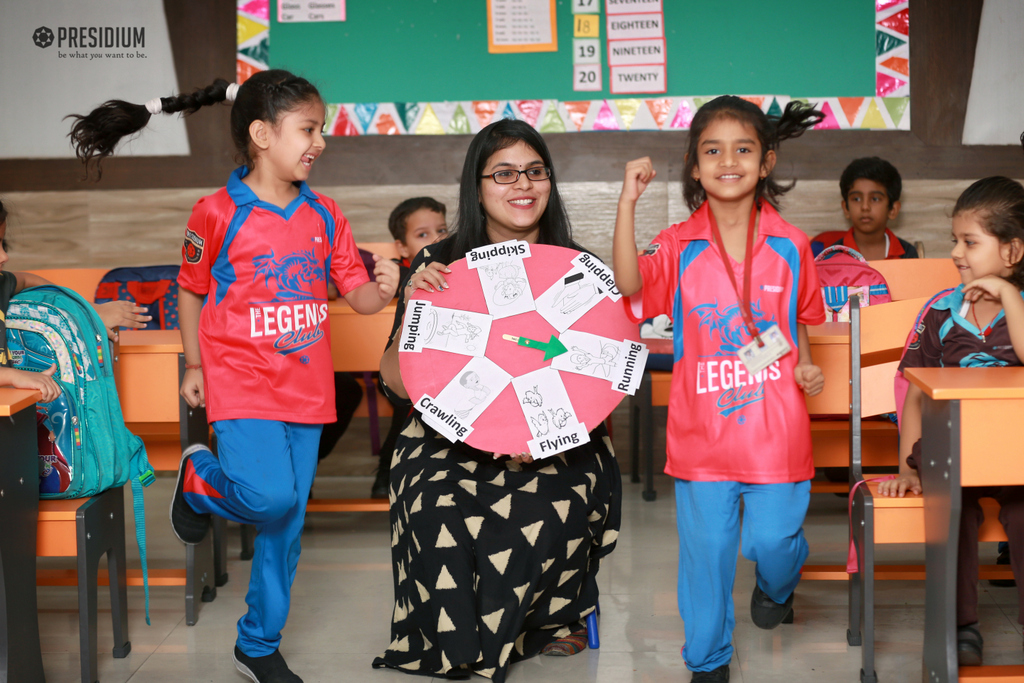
[909, 367, 1024, 683]
[0, 388, 46, 683]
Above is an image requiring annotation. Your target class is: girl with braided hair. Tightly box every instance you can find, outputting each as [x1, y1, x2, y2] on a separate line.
[68, 70, 400, 683]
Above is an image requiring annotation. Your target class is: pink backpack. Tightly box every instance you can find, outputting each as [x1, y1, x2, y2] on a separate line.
[814, 245, 892, 322]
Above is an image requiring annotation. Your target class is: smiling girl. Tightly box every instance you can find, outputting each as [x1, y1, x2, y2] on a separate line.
[67, 70, 398, 683]
[611, 96, 825, 682]
[879, 176, 1024, 667]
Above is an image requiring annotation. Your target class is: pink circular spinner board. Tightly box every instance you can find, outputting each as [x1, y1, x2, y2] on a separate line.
[398, 244, 645, 455]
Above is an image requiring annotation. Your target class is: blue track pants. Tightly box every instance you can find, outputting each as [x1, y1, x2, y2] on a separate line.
[184, 419, 322, 656]
[674, 478, 811, 672]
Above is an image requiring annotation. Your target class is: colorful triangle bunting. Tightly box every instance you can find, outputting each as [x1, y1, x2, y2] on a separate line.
[860, 99, 887, 129]
[354, 103, 377, 133]
[767, 97, 782, 118]
[592, 100, 619, 130]
[880, 56, 909, 76]
[876, 72, 908, 97]
[236, 59, 262, 84]
[415, 104, 445, 135]
[645, 99, 671, 129]
[615, 99, 641, 131]
[238, 38, 269, 67]
[814, 101, 841, 130]
[669, 100, 693, 129]
[882, 97, 908, 127]
[239, 0, 269, 20]
[376, 112, 400, 135]
[330, 106, 360, 136]
[740, 96, 765, 109]
[473, 101, 498, 129]
[540, 103, 566, 133]
[516, 100, 543, 127]
[692, 96, 714, 110]
[564, 101, 590, 131]
[237, 14, 267, 46]
[448, 104, 471, 134]
[395, 103, 421, 132]
[501, 103, 517, 121]
[837, 97, 864, 126]
[876, 0, 904, 11]
[878, 8, 909, 36]
[875, 30, 906, 56]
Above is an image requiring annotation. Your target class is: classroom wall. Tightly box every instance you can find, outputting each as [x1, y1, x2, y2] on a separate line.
[3, 178, 1008, 272]
[0, 0, 1019, 271]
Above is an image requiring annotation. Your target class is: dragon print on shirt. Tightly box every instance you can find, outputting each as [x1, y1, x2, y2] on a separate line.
[248, 249, 329, 355]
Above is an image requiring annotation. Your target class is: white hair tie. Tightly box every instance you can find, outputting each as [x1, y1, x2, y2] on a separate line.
[145, 98, 163, 115]
[225, 83, 240, 102]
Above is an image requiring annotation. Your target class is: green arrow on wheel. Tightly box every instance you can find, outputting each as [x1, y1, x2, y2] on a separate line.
[502, 334, 568, 361]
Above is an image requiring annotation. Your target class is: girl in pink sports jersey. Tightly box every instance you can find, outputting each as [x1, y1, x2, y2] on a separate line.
[612, 96, 827, 683]
[67, 71, 399, 683]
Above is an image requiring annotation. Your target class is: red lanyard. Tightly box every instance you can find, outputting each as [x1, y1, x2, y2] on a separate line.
[708, 201, 762, 346]
[970, 304, 994, 339]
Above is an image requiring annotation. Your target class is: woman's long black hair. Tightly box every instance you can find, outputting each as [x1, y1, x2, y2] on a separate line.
[682, 96, 824, 212]
[448, 119, 573, 260]
[67, 70, 322, 178]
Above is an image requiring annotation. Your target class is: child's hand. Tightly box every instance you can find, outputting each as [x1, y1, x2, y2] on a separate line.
[794, 362, 824, 396]
[406, 262, 452, 294]
[877, 473, 922, 498]
[180, 368, 205, 409]
[372, 254, 401, 300]
[620, 157, 656, 204]
[7, 364, 62, 402]
[94, 300, 152, 340]
[962, 275, 1014, 304]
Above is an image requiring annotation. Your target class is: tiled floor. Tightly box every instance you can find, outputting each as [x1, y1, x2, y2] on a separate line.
[36, 466, 1024, 683]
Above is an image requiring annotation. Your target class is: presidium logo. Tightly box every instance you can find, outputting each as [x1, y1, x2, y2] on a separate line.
[32, 24, 147, 59]
[33, 27, 54, 48]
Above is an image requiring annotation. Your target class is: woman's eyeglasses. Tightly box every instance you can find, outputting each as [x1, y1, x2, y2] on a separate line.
[480, 167, 552, 184]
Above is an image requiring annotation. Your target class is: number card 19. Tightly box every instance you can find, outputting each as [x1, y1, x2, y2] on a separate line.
[573, 38, 600, 64]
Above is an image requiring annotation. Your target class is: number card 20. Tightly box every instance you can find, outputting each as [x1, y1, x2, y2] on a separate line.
[573, 63, 601, 91]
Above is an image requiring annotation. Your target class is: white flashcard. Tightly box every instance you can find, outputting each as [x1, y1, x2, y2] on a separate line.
[606, 12, 664, 40]
[512, 367, 586, 457]
[528, 421, 591, 459]
[606, 0, 661, 14]
[551, 329, 624, 380]
[574, 38, 601, 64]
[416, 394, 474, 443]
[420, 357, 512, 442]
[399, 299, 432, 353]
[571, 252, 622, 301]
[420, 305, 493, 357]
[476, 257, 536, 319]
[573, 64, 602, 92]
[607, 38, 666, 66]
[535, 267, 607, 332]
[610, 64, 667, 94]
[466, 240, 531, 268]
[611, 339, 648, 395]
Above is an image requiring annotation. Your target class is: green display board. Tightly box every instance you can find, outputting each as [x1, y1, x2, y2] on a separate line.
[267, 0, 876, 104]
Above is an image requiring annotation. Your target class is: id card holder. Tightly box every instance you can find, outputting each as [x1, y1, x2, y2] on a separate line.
[737, 324, 791, 375]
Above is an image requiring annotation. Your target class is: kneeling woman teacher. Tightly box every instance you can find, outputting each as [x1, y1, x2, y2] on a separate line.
[373, 120, 622, 682]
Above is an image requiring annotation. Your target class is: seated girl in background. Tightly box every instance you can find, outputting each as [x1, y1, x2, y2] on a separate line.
[879, 175, 1024, 667]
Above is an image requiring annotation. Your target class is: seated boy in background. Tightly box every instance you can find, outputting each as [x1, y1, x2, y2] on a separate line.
[388, 197, 448, 287]
[811, 157, 918, 260]
[370, 197, 448, 497]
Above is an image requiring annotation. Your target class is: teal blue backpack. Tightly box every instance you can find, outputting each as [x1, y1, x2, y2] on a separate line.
[5, 285, 156, 622]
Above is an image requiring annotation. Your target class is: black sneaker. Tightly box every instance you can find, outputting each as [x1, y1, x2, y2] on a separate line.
[370, 463, 389, 499]
[957, 624, 983, 667]
[750, 585, 794, 630]
[169, 444, 212, 545]
[233, 646, 302, 682]
[989, 547, 1016, 587]
[691, 664, 730, 682]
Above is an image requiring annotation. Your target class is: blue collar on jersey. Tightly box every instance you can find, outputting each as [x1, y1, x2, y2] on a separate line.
[930, 283, 1024, 340]
[226, 166, 318, 219]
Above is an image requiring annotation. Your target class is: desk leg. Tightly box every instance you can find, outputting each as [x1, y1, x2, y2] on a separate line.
[921, 397, 960, 683]
[0, 405, 46, 683]
[641, 372, 657, 502]
[629, 383, 641, 485]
